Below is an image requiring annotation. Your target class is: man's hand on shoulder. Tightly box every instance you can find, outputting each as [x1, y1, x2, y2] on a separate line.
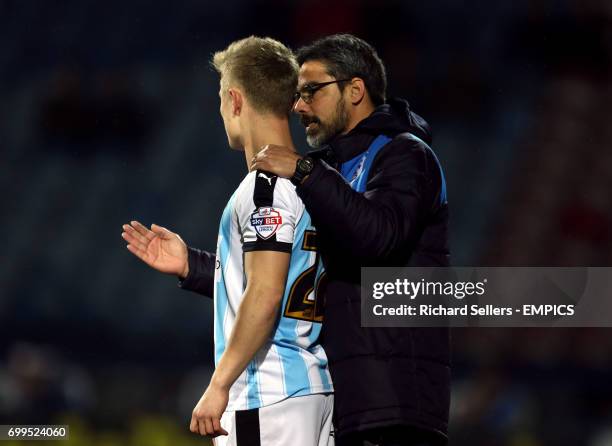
[251, 144, 301, 178]
[121, 220, 189, 278]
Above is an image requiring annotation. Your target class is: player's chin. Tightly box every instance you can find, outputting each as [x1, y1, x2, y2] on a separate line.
[228, 138, 244, 151]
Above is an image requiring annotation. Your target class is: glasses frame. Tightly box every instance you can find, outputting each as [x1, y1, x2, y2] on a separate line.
[293, 79, 352, 105]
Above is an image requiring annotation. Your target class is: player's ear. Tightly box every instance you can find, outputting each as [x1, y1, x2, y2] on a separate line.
[228, 88, 243, 116]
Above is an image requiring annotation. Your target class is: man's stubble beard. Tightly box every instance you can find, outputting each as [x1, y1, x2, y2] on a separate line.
[306, 98, 350, 148]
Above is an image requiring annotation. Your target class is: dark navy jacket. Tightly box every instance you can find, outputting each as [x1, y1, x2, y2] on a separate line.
[181, 98, 450, 442]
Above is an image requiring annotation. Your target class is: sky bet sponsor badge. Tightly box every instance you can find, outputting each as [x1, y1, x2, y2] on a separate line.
[250, 207, 282, 239]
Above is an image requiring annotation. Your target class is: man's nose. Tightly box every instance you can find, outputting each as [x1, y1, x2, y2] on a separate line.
[293, 97, 309, 114]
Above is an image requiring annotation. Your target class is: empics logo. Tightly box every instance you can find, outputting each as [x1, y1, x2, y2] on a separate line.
[250, 207, 283, 239]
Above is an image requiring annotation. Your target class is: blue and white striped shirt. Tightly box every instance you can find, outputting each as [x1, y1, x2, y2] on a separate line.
[214, 170, 332, 411]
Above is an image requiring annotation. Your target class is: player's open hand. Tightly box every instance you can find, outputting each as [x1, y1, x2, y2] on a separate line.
[251, 144, 301, 178]
[190, 383, 230, 437]
[121, 221, 189, 278]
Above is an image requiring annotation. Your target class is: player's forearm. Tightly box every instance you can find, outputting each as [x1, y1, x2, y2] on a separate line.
[210, 284, 282, 390]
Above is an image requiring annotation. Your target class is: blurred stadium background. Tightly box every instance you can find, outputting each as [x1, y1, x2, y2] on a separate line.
[1, 0, 612, 444]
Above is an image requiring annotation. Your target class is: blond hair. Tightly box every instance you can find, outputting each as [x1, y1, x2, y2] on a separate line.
[212, 36, 298, 117]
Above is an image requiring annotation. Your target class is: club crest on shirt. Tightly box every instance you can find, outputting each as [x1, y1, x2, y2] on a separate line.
[250, 207, 283, 239]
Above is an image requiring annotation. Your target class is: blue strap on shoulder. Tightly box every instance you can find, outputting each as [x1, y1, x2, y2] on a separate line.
[339, 134, 392, 193]
[401, 132, 447, 205]
[339, 132, 447, 205]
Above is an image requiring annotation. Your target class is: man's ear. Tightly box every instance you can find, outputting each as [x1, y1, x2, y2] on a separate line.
[228, 88, 243, 116]
[348, 78, 366, 105]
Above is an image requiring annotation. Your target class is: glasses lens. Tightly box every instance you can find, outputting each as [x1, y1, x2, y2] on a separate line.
[302, 88, 314, 103]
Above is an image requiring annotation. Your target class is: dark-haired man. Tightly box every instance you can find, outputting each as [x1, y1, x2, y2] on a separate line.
[251, 34, 450, 446]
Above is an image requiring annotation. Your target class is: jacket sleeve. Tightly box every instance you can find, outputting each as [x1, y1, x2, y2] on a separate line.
[178, 247, 216, 298]
[296, 137, 435, 260]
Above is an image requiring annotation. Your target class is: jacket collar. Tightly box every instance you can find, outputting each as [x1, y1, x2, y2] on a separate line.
[307, 98, 432, 164]
[314, 113, 380, 164]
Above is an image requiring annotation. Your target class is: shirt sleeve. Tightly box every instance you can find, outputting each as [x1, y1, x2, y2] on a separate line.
[177, 247, 215, 298]
[236, 170, 301, 253]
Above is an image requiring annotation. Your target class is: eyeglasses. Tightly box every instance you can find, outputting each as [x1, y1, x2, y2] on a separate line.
[293, 79, 352, 105]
